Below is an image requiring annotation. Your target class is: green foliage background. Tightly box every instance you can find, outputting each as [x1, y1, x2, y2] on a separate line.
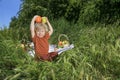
[10, 0, 120, 28]
[0, 0, 120, 80]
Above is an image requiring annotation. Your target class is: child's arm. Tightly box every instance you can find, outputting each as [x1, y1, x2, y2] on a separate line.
[30, 15, 38, 38]
[46, 18, 53, 36]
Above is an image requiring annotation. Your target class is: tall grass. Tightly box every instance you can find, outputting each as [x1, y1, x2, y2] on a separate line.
[0, 19, 120, 80]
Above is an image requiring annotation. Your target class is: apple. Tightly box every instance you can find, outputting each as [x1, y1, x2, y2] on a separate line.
[63, 40, 69, 47]
[62, 40, 68, 44]
[58, 41, 63, 46]
[21, 44, 25, 48]
[35, 16, 42, 23]
[42, 17, 47, 23]
[58, 41, 63, 48]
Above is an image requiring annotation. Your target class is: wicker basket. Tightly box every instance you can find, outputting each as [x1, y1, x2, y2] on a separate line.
[58, 34, 70, 48]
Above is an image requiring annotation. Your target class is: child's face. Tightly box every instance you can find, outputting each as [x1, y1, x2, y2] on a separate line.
[36, 27, 46, 38]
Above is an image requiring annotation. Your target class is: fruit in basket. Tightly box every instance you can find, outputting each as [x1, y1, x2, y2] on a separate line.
[58, 41, 63, 46]
[62, 40, 68, 44]
[35, 16, 42, 23]
[58, 41, 63, 48]
[63, 40, 69, 47]
[42, 17, 47, 23]
[58, 34, 70, 48]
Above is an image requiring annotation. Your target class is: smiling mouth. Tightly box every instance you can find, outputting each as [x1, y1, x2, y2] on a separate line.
[38, 34, 43, 37]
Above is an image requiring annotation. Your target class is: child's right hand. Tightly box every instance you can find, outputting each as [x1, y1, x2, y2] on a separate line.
[32, 15, 39, 21]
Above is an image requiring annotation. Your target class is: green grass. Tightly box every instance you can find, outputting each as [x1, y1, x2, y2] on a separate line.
[0, 19, 120, 80]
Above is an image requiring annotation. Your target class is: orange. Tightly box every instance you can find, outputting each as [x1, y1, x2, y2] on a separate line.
[35, 16, 42, 23]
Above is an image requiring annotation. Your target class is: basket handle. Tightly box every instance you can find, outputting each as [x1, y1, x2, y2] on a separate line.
[58, 34, 69, 41]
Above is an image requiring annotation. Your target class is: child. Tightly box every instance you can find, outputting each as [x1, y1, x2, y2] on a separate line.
[30, 15, 74, 61]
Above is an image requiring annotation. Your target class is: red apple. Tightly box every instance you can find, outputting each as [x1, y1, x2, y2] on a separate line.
[58, 41, 63, 46]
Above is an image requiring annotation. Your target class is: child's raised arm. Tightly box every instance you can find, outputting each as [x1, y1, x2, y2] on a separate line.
[30, 15, 38, 38]
[46, 18, 53, 36]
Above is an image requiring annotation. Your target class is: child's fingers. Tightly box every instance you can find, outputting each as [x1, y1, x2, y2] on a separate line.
[32, 15, 39, 21]
[46, 17, 49, 22]
[34, 15, 38, 19]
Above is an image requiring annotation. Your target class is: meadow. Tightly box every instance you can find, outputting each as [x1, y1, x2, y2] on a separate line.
[0, 19, 120, 80]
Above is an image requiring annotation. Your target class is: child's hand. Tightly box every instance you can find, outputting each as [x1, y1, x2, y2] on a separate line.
[32, 15, 39, 22]
[45, 17, 49, 23]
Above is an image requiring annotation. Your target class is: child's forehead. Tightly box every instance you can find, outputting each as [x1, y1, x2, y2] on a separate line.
[36, 28, 45, 31]
[36, 26, 45, 29]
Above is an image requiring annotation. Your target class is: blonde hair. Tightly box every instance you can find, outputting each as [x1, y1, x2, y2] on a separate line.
[35, 23, 48, 32]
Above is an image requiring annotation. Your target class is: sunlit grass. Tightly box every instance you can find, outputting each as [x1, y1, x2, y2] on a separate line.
[0, 20, 120, 80]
